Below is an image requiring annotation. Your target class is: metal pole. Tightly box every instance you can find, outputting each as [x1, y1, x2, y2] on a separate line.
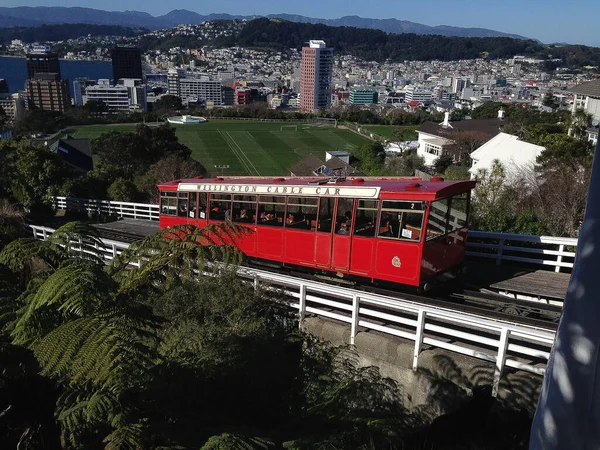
[530, 137, 600, 448]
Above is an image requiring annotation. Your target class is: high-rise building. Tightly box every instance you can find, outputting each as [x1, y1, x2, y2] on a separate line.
[0, 79, 8, 94]
[25, 73, 70, 113]
[26, 46, 61, 79]
[300, 40, 333, 113]
[111, 46, 143, 83]
[73, 77, 95, 107]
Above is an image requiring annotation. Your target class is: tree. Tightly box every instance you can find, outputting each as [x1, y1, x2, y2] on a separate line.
[352, 142, 385, 175]
[432, 155, 454, 175]
[568, 108, 592, 140]
[107, 177, 138, 202]
[82, 99, 108, 116]
[0, 140, 67, 213]
[152, 94, 183, 115]
[136, 155, 207, 202]
[542, 92, 559, 110]
[0, 105, 7, 129]
[384, 150, 425, 176]
[534, 133, 592, 167]
[447, 130, 491, 162]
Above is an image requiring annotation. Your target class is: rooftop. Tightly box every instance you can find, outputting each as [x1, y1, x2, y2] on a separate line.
[418, 118, 504, 140]
[568, 79, 600, 98]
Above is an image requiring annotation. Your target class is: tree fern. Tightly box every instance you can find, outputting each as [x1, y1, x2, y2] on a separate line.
[110, 223, 250, 295]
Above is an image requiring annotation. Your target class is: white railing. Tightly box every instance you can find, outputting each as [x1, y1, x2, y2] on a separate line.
[467, 231, 578, 273]
[53, 197, 159, 221]
[28, 224, 555, 397]
[52, 197, 579, 273]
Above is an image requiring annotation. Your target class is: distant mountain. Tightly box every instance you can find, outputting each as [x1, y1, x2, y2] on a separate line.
[0, 6, 533, 41]
[265, 14, 531, 40]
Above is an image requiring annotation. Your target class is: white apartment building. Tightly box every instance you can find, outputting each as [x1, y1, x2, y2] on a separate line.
[167, 69, 222, 106]
[404, 85, 433, 103]
[84, 79, 147, 113]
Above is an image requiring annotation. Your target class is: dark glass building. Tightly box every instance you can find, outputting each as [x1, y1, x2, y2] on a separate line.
[26, 50, 61, 79]
[0, 79, 8, 94]
[111, 46, 143, 83]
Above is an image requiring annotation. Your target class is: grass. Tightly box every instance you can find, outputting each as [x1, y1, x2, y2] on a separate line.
[360, 125, 418, 140]
[70, 121, 371, 176]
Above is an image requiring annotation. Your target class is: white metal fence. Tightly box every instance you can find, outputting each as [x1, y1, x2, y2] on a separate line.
[53, 197, 159, 221]
[27, 224, 555, 397]
[467, 231, 578, 273]
[53, 196, 579, 273]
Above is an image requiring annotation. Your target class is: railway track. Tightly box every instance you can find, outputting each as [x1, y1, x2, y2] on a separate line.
[49, 225, 563, 328]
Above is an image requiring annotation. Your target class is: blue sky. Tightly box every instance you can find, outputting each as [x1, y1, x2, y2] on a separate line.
[3, 0, 600, 46]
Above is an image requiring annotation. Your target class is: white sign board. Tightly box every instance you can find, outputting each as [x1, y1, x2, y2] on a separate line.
[177, 183, 381, 199]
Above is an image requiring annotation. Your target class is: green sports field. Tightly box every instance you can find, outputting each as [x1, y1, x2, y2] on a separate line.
[70, 121, 371, 176]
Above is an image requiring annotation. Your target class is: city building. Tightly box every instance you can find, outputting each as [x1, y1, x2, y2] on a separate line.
[26, 46, 61, 79]
[111, 46, 143, 83]
[72, 77, 95, 107]
[167, 70, 222, 106]
[235, 87, 252, 105]
[0, 94, 25, 123]
[349, 87, 379, 105]
[84, 79, 147, 113]
[24, 73, 70, 113]
[404, 86, 433, 104]
[178, 79, 222, 106]
[299, 40, 333, 112]
[0, 79, 8, 94]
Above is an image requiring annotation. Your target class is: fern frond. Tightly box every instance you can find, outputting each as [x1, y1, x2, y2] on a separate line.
[47, 221, 107, 265]
[0, 238, 45, 273]
[103, 422, 144, 450]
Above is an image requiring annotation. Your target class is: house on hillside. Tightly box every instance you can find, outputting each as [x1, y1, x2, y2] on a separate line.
[289, 151, 364, 177]
[468, 133, 545, 182]
[568, 78, 600, 122]
[49, 134, 93, 172]
[416, 112, 505, 166]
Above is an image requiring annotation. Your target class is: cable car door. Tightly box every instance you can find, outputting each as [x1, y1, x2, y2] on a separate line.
[331, 197, 354, 272]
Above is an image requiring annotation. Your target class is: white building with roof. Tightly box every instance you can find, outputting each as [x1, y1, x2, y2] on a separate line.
[469, 133, 545, 181]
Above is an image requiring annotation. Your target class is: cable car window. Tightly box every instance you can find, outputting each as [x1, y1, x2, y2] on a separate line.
[353, 199, 378, 237]
[197, 193, 207, 219]
[427, 198, 450, 240]
[286, 196, 318, 231]
[317, 197, 334, 233]
[335, 198, 354, 235]
[209, 193, 232, 221]
[233, 195, 257, 224]
[448, 193, 469, 232]
[189, 193, 197, 218]
[258, 195, 285, 227]
[177, 192, 189, 217]
[160, 191, 177, 216]
[378, 200, 424, 241]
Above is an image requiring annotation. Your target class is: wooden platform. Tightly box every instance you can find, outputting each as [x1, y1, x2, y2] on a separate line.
[91, 219, 159, 239]
[463, 262, 571, 301]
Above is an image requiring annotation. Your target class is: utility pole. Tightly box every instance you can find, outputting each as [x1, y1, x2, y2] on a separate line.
[529, 137, 600, 448]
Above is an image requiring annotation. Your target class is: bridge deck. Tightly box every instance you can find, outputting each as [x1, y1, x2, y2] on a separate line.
[463, 262, 571, 301]
[91, 219, 159, 241]
[87, 220, 571, 301]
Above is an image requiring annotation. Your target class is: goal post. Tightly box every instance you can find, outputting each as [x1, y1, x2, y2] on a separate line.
[280, 125, 298, 131]
[308, 117, 338, 128]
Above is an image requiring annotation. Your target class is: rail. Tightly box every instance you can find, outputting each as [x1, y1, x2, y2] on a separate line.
[27, 223, 556, 397]
[53, 197, 159, 221]
[53, 196, 579, 273]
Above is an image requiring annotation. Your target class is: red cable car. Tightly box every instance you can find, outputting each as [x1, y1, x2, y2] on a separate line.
[158, 176, 476, 290]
